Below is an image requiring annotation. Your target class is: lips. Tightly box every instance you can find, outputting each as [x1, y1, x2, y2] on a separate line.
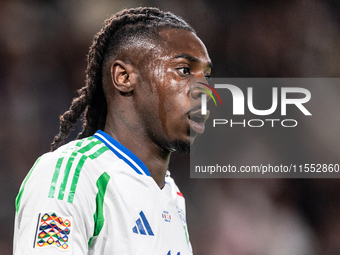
[188, 109, 210, 134]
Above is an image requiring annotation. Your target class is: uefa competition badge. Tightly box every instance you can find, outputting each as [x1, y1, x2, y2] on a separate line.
[34, 212, 72, 250]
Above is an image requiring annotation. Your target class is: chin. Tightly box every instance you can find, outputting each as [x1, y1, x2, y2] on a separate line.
[170, 140, 190, 154]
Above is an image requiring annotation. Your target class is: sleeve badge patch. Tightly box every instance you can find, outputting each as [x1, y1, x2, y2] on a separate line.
[34, 212, 72, 250]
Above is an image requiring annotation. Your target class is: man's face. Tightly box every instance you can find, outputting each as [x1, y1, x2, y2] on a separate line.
[135, 29, 212, 153]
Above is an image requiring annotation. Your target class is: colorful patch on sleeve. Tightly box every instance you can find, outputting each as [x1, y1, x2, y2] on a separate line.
[34, 212, 72, 250]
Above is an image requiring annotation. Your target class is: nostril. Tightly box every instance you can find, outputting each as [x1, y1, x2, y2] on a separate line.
[197, 92, 204, 98]
[191, 87, 203, 99]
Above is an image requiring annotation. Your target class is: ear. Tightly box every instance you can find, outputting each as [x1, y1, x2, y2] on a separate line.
[111, 60, 138, 95]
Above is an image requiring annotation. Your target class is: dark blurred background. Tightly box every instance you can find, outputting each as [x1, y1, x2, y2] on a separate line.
[1, 0, 340, 254]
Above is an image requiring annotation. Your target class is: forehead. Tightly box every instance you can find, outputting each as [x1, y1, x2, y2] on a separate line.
[158, 29, 211, 63]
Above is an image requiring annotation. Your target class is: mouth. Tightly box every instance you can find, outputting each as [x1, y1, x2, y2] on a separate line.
[188, 109, 210, 134]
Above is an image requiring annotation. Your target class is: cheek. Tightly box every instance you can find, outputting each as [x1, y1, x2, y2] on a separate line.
[161, 93, 190, 129]
[158, 85, 188, 116]
[160, 79, 190, 117]
[144, 71, 190, 134]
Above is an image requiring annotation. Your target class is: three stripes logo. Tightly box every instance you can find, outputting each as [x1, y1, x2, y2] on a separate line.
[132, 211, 154, 236]
[48, 137, 109, 203]
[167, 251, 180, 255]
[196, 82, 223, 115]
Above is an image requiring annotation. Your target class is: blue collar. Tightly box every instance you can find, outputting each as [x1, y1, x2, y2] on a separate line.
[93, 130, 151, 177]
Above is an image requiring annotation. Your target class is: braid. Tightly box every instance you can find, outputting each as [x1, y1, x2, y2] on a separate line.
[51, 7, 194, 151]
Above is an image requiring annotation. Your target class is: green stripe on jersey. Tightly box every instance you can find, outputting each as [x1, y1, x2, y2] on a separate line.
[15, 157, 41, 214]
[48, 140, 85, 199]
[88, 172, 111, 248]
[48, 137, 108, 203]
[57, 151, 78, 200]
[58, 139, 102, 200]
[67, 146, 109, 203]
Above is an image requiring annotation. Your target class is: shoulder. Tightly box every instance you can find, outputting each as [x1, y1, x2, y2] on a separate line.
[32, 136, 109, 168]
[14, 136, 115, 254]
[16, 136, 115, 212]
[26, 136, 111, 184]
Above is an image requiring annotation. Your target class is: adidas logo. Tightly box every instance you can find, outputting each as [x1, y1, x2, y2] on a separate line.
[132, 211, 154, 236]
[167, 251, 180, 255]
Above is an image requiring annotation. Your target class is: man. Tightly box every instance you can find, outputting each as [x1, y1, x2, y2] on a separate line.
[14, 7, 212, 254]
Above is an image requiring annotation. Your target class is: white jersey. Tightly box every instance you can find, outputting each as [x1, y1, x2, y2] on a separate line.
[14, 130, 193, 255]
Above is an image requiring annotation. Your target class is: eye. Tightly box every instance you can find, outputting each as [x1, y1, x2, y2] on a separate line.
[177, 67, 191, 75]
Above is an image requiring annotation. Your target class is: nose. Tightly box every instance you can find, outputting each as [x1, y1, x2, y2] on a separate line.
[191, 80, 212, 102]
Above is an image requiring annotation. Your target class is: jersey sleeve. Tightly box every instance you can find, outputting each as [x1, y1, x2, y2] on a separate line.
[13, 151, 98, 255]
[165, 173, 193, 253]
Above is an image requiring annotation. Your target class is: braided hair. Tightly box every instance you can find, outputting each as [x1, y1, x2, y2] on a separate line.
[51, 7, 195, 151]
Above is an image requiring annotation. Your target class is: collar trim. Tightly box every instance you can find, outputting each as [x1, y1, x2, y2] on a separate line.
[93, 130, 151, 177]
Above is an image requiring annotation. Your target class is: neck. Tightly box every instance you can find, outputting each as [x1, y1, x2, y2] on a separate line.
[104, 119, 171, 189]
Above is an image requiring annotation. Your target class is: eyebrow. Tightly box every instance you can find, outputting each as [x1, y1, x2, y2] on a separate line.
[173, 53, 213, 69]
